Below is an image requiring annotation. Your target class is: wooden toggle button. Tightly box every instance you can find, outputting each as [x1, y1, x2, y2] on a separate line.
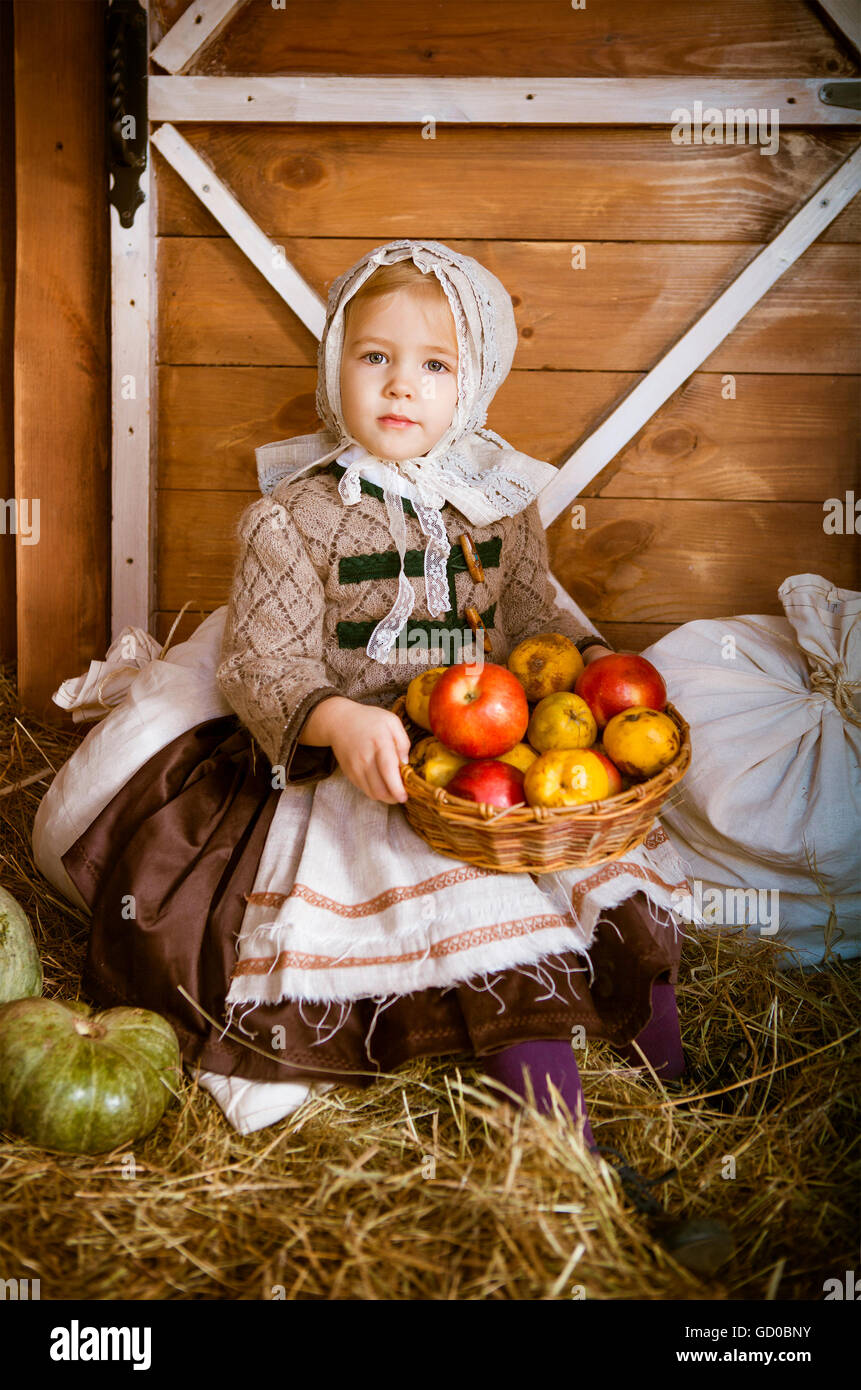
[464, 605, 492, 654]
[458, 532, 485, 584]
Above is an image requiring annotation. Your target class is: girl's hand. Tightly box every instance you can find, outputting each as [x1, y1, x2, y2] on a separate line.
[327, 700, 412, 805]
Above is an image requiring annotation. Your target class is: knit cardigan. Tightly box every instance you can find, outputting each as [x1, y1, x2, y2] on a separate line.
[216, 462, 605, 781]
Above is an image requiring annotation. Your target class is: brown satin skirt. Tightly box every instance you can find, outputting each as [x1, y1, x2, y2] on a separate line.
[62, 715, 682, 1090]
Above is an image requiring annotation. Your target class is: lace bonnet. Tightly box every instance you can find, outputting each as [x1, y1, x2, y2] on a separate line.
[255, 238, 558, 662]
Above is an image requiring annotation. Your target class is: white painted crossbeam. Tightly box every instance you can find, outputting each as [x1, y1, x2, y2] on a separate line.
[148, 76, 861, 126]
[150, 0, 248, 76]
[150, 123, 326, 337]
[538, 145, 861, 525]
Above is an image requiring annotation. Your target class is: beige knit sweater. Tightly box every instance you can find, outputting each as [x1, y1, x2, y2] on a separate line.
[216, 462, 604, 781]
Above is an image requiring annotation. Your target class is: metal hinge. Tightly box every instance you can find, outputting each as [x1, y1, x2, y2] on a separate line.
[818, 80, 861, 112]
[107, 0, 148, 229]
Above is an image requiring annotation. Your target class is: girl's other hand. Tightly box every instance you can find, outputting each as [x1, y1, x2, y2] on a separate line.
[328, 700, 412, 805]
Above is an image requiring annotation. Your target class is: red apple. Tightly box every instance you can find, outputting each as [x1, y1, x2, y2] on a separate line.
[445, 759, 526, 810]
[428, 662, 529, 759]
[592, 748, 624, 797]
[574, 653, 667, 729]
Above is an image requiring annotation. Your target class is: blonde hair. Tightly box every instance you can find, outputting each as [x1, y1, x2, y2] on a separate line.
[343, 260, 452, 335]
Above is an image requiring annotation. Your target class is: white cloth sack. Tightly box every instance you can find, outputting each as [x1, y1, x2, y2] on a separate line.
[642, 574, 861, 968]
[51, 626, 164, 723]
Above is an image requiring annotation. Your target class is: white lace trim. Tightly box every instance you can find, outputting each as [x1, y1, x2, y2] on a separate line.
[363, 496, 454, 662]
[429, 448, 536, 518]
[414, 504, 451, 618]
[433, 265, 477, 435]
[336, 460, 364, 507]
[366, 489, 417, 663]
[337, 441, 536, 523]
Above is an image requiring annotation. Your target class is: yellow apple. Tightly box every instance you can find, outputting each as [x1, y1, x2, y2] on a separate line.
[507, 632, 584, 702]
[524, 750, 611, 808]
[602, 707, 680, 780]
[527, 692, 597, 753]
[405, 666, 448, 731]
[497, 742, 538, 773]
[408, 735, 469, 787]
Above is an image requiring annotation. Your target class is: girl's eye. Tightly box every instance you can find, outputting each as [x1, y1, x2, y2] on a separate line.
[360, 352, 451, 372]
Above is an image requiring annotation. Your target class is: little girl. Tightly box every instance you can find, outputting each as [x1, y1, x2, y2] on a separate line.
[46, 239, 689, 1148]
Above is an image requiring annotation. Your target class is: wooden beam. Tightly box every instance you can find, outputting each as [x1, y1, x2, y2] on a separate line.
[150, 123, 326, 338]
[109, 0, 156, 639]
[111, 159, 156, 640]
[14, 0, 109, 720]
[150, 0, 248, 76]
[538, 145, 861, 525]
[148, 76, 861, 126]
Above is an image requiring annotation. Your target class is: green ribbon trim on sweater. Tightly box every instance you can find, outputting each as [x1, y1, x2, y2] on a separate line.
[338, 534, 502, 585]
[337, 602, 497, 651]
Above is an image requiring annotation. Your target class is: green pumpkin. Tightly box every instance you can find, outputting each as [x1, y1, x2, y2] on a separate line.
[0, 885, 43, 1003]
[0, 998, 181, 1153]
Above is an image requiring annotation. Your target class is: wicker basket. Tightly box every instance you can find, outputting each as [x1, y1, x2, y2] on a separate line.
[392, 694, 691, 874]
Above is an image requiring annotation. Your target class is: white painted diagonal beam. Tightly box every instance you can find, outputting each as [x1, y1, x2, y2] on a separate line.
[150, 123, 326, 337]
[148, 76, 861, 126]
[538, 144, 861, 526]
[150, 0, 248, 76]
[817, 1, 861, 58]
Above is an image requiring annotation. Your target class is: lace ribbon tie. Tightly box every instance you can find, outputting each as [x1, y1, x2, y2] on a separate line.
[414, 504, 452, 619]
[366, 488, 418, 663]
[340, 460, 454, 661]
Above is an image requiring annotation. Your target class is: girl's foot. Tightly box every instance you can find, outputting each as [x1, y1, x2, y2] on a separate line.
[619, 979, 685, 1080]
[481, 1039, 595, 1147]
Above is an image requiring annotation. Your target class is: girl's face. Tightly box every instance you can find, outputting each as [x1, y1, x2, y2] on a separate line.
[339, 288, 459, 463]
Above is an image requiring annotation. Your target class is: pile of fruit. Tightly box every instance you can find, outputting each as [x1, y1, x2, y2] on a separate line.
[404, 634, 681, 812]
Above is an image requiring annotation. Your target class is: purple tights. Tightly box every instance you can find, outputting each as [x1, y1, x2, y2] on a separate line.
[481, 980, 684, 1150]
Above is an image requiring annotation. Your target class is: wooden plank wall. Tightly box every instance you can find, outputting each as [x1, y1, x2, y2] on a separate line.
[151, 0, 861, 651]
[13, 0, 110, 718]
